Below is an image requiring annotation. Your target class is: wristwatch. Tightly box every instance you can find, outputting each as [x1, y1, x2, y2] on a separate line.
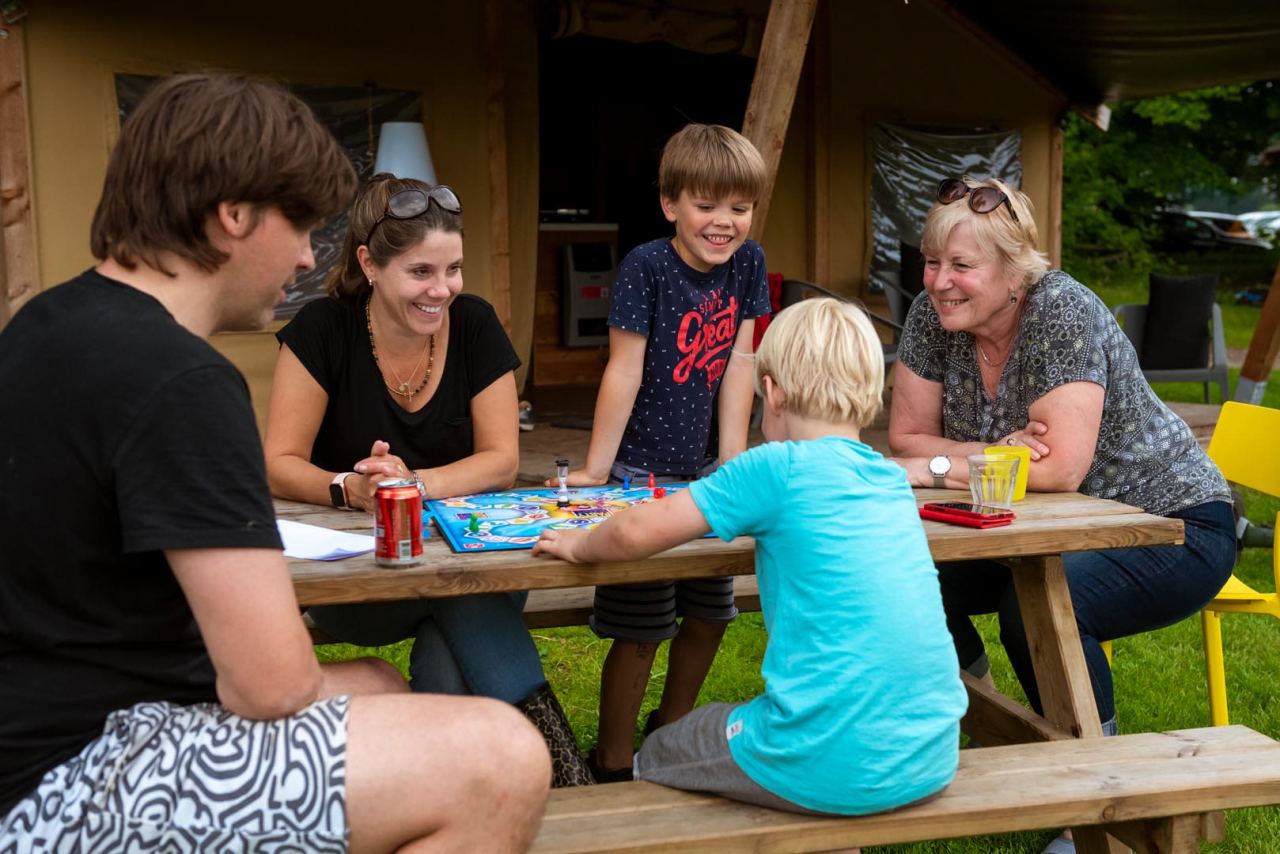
[928, 455, 952, 489]
[329, 472, 355, 509]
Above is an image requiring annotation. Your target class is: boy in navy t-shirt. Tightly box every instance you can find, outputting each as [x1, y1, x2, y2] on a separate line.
[558, 124, 772, 780]
[537, 298, 966, 814]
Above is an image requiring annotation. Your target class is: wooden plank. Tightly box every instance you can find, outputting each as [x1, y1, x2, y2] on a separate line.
[1237, 259, 1280, 400]
[483, 0, 513, 333]
[1048, 121, 1064, 268]
[0, 17, 39, 328]
[1007, 555, 1103, 740]
[742, 0, 819, 242]
[532, 727, 1280, 853]
[283, 492, 1184, 605]
[959, 670, 1074, 745]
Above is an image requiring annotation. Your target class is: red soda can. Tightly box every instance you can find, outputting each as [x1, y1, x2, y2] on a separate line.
[374, 478, 423, 567]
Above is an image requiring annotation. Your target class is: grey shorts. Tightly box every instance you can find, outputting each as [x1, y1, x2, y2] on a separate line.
[0, 698, 351, 852]
[634, 702, 823, 814]
[591, 461, 738, 642]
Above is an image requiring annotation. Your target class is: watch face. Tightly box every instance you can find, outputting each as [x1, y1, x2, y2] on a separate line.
[929, 456, 950, 476]
[329, 481, 346, 508]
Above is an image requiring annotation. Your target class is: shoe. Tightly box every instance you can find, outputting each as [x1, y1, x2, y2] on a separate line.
[1042, 833, 1074, 854]
[518, 401, 535, 432]
[586, 748, 633, 783]
[516, 684, 595, 787]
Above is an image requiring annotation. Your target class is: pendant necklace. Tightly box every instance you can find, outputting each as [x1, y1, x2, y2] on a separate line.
[366, 297, 435, 399]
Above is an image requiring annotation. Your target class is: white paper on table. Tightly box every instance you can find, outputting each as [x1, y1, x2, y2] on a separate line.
[277, 518, 374, 561]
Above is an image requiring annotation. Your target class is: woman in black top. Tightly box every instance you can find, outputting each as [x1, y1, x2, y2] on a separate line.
[266, 174, 591, 786]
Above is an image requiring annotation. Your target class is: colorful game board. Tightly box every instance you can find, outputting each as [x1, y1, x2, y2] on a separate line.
[427, 483, 691, 552]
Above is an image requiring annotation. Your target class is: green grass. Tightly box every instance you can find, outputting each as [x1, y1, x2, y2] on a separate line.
[316, 271, 1280, 850]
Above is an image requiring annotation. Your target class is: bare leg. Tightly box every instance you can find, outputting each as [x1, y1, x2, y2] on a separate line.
[344, 694, 550, 853]
[319, 657, 409, 697]
[596, 639, 659, 770]
[654, 617, 727, 727]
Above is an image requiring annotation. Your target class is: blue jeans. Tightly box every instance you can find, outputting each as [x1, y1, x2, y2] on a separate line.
[938, 500, 1236, 724]
[308, 593, 546, 704]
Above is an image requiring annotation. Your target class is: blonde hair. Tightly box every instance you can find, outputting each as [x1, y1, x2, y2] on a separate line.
[754, 297, 884, 428]
[919, 177, 1048, 286]
[658, 124, 766, 203]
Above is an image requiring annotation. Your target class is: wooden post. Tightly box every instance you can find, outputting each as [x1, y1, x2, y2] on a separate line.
[804, 1, 829, 286]
[483, 0, 513, 333]
[743, 0, 819, 242]
[1235, 259, 1280, 403]
[0, 16, 39, 328]
[1047, 121, 1063, 268]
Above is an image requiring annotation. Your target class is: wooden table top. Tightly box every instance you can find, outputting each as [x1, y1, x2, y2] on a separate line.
[284, 489, 1184, 607]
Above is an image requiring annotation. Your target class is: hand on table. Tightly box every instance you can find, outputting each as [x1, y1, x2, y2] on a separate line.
[532, 528, 592, 563]
[997, 420, 1050, 461]
[347, 440, 413, 511]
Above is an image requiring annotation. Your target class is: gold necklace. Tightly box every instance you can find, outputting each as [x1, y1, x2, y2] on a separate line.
[977, 342, 1007, 367]
[366, 297, 435, 399]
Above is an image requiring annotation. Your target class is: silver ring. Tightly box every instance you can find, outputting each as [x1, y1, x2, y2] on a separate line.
[1006, 437, 1016, 445]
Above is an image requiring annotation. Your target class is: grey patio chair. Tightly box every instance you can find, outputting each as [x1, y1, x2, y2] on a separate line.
[1112, 272, 1229, 403]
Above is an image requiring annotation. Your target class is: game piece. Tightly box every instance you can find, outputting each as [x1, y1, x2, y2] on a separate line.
[468, 513, 481, 533]
[653, 486, 666, 499]
[648, 472, 655, 493]
[623, 475, 631, 491]
[555, 457, 570, 508]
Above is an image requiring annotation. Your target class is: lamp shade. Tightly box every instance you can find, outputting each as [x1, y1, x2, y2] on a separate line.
[373, 122, 436, 184]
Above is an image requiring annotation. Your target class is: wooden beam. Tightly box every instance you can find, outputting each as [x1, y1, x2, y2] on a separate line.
[1235, 258, 1280, 403]
[483, 0, 513, 333]
[804, 0, 829, 286]
[1047, 120, 1064, 268]
[742, 0, 819, 242]
[0, 16, 39, 328]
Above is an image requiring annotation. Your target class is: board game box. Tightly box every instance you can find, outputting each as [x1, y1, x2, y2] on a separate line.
[426, 483, 691, 553]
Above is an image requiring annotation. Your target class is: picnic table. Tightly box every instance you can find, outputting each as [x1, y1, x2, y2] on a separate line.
[283, 488, 1186, 853]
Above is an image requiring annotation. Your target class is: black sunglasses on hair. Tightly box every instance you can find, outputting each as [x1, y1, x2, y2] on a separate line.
[936, 178, 1019, 224]
[363, 186, 463, 245]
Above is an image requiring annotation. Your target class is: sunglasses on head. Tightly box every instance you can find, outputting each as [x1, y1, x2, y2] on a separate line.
[363, 185, 463, 245]
[937, 178, 1019, 224]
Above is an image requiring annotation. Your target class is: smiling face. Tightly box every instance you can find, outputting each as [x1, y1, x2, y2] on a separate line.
[922, 220, 1025, 335]
[661, 190, 754, 273]
[362, 229, 464, 338]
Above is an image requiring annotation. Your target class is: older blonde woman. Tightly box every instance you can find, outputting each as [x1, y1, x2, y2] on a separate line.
[889, 177, 1235, 745]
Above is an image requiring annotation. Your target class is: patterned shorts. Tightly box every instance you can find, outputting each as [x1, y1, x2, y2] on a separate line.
[0, 698, 350, 853]
[591, 461, 738, 642]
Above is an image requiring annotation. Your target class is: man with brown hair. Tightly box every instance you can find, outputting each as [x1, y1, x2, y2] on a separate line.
[0, 74, 549, 852]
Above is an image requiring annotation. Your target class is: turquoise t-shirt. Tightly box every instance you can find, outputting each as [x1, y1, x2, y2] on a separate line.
[689, 438, 968, 815]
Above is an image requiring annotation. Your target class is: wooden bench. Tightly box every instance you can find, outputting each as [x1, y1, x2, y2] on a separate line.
[531, 725, 1280, 853]
[306, 575, 762, 641]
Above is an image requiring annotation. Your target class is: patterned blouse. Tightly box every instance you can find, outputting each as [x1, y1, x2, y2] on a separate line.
[898, 270, 1229, 516]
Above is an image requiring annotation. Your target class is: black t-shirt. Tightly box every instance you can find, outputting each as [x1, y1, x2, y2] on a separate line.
[276, 293, 520, 472]
[0, 270, 282, 814]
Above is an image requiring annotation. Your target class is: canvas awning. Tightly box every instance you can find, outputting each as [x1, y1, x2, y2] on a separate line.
[948, 0, 1280, 104]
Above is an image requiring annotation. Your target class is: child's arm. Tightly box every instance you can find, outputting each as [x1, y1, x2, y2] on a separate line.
[533, 489, 711, 563]
[716, 319, 757, 463]
[559, 328, 647, 486]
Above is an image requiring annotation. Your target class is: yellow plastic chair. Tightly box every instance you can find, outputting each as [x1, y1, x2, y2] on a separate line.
[1202, 401, 1280, 726]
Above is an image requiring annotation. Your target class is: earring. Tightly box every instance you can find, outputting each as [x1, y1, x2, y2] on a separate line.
[1009, 292, 1018, 305]
[368, 278, 375, 289]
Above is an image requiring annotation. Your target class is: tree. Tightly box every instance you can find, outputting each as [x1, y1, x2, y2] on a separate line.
[1063, 80, 1280, 276]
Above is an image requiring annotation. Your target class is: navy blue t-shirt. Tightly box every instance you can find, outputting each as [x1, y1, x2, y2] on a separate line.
[609, 238, 771, 475]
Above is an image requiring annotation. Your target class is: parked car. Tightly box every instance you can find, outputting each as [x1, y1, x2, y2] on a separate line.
[1239, 210, 1280, 242]
[1154, 210, 1273, 252]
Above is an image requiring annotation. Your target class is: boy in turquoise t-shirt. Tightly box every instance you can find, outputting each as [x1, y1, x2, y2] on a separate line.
[534, 297, 967, 814]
